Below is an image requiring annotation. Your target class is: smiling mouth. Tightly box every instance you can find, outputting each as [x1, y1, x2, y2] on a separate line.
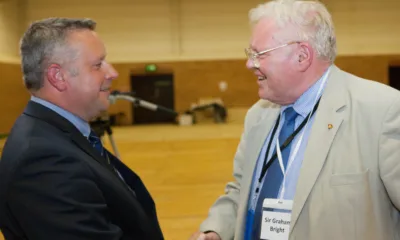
[100, 87, 110, 92]
[257, 76, 267, 81]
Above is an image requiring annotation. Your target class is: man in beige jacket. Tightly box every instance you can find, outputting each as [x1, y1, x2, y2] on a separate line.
[190, 0, 400, 239]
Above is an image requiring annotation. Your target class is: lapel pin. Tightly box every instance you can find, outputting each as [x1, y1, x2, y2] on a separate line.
[328, 124, 333, 129]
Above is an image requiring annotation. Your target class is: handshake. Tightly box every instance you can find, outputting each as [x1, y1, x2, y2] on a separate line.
[189, 231, 221, 240]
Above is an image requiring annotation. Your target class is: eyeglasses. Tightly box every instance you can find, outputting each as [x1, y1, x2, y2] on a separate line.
[245, 41, 300, 68]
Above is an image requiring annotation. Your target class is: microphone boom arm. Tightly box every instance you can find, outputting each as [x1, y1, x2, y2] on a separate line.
[110, 94, 178, 117]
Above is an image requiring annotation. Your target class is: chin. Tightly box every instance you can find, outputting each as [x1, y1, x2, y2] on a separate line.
[99, 95, 110, 106]
[258, 89, 270, 100]
[101, 102, 110, 111]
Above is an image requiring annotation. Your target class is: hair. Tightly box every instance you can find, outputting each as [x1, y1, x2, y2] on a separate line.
[249, 0, 336, 62]
[20, 17, 97, 91]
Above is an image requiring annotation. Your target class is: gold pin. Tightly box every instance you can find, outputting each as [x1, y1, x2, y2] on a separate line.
[328, 124, 333, 129]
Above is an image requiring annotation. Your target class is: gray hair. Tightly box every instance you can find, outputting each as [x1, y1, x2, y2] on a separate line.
[249, 0, 337, 62]
[20, 17, 96, 91]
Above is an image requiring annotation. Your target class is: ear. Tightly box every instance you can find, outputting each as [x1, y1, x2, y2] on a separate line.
[296, 42, 313, 72]
[46, 64, 67, 92]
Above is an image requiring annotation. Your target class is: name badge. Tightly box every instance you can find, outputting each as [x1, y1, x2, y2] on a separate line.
[260, 198, 292, 240]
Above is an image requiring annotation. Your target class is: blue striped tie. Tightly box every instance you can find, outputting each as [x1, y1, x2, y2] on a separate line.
[88, 131, 107, 159]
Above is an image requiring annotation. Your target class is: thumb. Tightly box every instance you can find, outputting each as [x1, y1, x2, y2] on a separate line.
[197, 233, 206, 240]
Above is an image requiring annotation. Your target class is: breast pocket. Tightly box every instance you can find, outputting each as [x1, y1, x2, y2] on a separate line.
[329, 169, 369, 186]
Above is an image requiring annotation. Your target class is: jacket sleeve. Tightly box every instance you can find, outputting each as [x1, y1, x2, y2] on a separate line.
[199, 104, 259, 240]
[7, 151, 124, 240]
[379, 94, 400, 210]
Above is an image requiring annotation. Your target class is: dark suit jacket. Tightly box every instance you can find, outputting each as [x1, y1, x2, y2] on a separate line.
[0, 101, 164, 240]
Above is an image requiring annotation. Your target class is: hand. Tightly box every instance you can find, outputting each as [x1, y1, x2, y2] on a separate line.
[189, 231, 221, 240]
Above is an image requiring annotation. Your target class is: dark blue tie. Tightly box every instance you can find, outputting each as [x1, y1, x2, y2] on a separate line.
[245, 107, 298, 240]
[88, 131, 108, 160]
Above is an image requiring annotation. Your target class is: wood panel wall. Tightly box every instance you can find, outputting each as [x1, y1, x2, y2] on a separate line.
[0, 62, 29, 134]
[0, 0, 25, 62]
[2, 54, 400, 133]
[108, 54, 400, 125]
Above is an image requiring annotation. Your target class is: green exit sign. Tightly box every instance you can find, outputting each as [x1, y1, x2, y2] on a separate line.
[145, 64, 157, 72]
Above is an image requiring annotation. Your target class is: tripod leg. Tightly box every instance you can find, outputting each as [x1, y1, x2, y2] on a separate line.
[103, 125, 121, 159]
[107, 133, 121, 159]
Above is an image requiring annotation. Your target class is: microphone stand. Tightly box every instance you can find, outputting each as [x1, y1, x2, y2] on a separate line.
[101, 92, 178, 158]
[104, 121, 120, 159]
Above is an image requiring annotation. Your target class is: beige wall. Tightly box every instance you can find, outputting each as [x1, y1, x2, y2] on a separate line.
[327, 0, 400, 55]
[0, 0, 28, 134]
[25, 0, 258, 62]
[0, 0, 25, 63]
[25, 0, 400, 63]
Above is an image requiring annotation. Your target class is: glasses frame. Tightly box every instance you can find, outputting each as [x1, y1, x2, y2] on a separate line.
[245, 41, 300, 68]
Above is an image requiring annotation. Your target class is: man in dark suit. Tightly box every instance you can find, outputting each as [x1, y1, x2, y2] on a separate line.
[0, 17, 164, 240]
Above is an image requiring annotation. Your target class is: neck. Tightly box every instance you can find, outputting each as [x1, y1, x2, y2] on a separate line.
[282, 63, 331, 105]
[33, 91, 90, 122]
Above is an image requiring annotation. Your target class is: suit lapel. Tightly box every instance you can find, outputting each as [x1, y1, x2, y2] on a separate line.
[24, 101, 115, 172]
[290, 65, 347, 234]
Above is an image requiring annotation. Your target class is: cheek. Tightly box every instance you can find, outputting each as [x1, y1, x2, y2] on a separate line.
[96, 73, 105, 84]
[95, 72, 107, 86]
[259, 62, 279, 80]
[84, 74, 103, 91]
[73, 80, 99, 100]
[259, 57, 280, 74]
[266, 58, 292, 78]
[68, 78, 86, 96]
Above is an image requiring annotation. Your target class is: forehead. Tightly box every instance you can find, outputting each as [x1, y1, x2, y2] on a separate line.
[250, 18, 279, 49]
[67, 30, 105, 60]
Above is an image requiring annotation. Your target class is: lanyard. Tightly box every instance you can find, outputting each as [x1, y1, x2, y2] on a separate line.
[254, 97, 321, 194]
[276, 107, 312, 199]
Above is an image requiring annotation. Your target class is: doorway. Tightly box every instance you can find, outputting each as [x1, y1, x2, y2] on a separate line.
[130, 73, 175, 124]
[389, 66, 400, 91]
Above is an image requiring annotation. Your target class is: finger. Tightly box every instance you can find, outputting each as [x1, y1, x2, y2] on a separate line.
[189, 232, 201, 240]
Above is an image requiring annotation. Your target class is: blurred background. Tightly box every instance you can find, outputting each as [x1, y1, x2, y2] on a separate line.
[0, 0, 400, 239]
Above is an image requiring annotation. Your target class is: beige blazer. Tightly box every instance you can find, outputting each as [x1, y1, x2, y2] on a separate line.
[200, 65, 400, 240]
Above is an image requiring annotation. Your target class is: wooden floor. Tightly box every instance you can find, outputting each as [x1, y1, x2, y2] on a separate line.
[0, 121, 244, 240]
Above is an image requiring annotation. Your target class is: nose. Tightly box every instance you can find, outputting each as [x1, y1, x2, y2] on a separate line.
[246, 58, 254, 70]
[105, 62, 119, 81]
[246, 58, 253, 69]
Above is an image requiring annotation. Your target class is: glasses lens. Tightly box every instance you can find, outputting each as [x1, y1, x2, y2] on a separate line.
[245, 48, 251, 58]
[245, 48, 259, 68]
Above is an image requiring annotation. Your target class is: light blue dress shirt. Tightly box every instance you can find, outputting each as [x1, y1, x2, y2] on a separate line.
[248, 66, 332, 210]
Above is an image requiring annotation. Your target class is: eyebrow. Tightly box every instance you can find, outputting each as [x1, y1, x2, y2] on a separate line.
[249, 45, 259, 52]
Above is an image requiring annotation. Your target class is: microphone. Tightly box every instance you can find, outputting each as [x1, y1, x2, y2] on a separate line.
[108, 90, 178, 116]
[108, 90, 133, 104]
[110, 90, 133, 96]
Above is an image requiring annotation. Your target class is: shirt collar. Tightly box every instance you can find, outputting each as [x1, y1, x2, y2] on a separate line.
[30, 96, 91, 138]
[281, 65, 332, 118]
